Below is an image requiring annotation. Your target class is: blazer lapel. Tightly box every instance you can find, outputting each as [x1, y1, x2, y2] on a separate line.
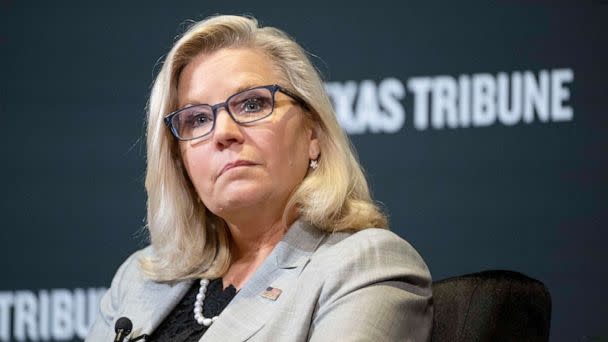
[117, 278, 194, 339]
[200, 220, 327, 342]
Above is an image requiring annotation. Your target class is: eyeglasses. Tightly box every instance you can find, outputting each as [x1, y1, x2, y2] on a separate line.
[164, 84, 309, 141]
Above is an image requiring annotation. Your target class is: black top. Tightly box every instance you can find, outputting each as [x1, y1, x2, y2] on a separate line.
[147, 278, 237, 342]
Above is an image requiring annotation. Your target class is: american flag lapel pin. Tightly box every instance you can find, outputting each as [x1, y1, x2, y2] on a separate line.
[261, 286, 282, 301]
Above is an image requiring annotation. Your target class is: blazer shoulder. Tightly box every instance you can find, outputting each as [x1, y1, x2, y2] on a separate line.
[109, 246, 153, 298]
[310, 228, 432, 295]
[320, 228, 429, 274]
[118, 246, 151, 276]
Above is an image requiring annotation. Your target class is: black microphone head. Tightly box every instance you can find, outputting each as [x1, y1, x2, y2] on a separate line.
[115, 317, 133, 334]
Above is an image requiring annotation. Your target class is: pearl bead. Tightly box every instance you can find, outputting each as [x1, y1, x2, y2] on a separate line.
[193, 278, 219, 326]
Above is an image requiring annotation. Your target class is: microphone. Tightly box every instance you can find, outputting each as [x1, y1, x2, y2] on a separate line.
[114, 317, 132, 342]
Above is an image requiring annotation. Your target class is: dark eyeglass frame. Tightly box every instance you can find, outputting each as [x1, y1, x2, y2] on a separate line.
[164, 84, 310, 141]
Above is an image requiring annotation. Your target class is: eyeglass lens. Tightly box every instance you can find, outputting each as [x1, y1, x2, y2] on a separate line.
[172, 87, 275, 140]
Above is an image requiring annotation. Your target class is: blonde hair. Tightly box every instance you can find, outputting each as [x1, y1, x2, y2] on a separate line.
[142, 14, 387, 282]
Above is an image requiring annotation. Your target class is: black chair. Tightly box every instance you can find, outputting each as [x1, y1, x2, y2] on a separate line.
[431, 270, 552, 342]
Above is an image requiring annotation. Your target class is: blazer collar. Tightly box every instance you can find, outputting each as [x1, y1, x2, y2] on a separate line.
[201, 219, 327, 341]
[274, 219, 328, 269]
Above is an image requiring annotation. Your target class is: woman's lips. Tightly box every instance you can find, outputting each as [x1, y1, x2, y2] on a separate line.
[218, 160, 258, 177]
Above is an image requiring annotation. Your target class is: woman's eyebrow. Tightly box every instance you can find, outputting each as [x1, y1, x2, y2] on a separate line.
[232, 82, 262, 94]
[177, 82, 263, 109]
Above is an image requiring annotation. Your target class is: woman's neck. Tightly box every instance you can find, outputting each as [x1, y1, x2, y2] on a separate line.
[228, 219, 286, 262]
[221, 213, 296, 290]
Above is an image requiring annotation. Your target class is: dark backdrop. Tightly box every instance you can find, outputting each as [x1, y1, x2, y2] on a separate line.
[1, 2, 606, 341]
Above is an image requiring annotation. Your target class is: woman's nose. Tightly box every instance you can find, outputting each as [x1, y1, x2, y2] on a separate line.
[212, 108, 244, 149]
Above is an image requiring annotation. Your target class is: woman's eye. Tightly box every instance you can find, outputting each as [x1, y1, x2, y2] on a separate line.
[243, 98, 263, 112]
[188, 112, 212, 127]
[240, 96, 272, 114]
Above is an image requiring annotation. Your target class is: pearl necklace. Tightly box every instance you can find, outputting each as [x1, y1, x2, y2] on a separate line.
[193, 279, 219, 326]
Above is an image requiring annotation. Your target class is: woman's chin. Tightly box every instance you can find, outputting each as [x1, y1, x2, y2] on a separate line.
[208, 185, 272, 217]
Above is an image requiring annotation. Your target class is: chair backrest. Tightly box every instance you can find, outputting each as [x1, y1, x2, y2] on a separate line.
[431, 270, 551, 342]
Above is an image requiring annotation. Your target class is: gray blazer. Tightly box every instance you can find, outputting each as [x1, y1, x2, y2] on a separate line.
[86, 221, 433, 341]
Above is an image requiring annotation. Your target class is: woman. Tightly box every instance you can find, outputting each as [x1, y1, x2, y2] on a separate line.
[87, 14, 432, 341]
